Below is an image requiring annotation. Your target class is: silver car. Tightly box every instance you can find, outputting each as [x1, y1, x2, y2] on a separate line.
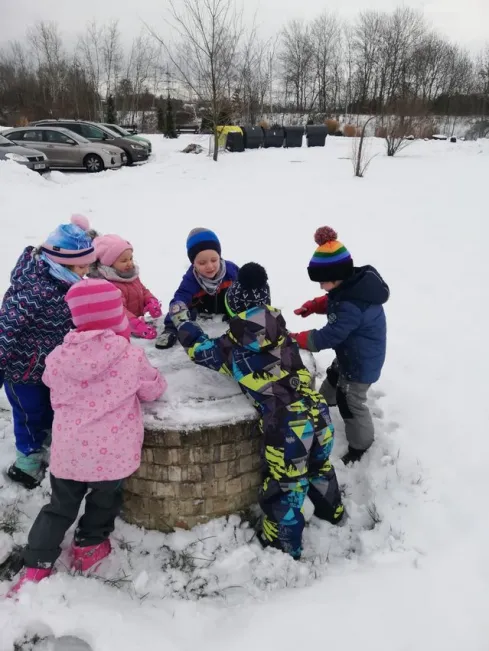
[3, 127, 126, 172]
[0, 133, 50, 173]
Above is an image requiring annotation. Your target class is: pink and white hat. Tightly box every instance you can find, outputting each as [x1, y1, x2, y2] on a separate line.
[66, 278, 131, 340]
[41, 214, 96, 266]
[93, 234, 133, 267]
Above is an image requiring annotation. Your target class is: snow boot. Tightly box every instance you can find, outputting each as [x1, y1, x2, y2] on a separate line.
[256, 531, 301, 560]
[0, 546, 25, 582]
[155, 329, 177, 350]
[341, 446, 368, 466]
[7, 464, 42, 490]
[71, 539, 111, 572]
[8, 567, 52, 596]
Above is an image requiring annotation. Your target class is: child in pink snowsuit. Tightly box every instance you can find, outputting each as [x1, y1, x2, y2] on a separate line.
[10, 278, 166, 593]
[90, 233, 162, 340]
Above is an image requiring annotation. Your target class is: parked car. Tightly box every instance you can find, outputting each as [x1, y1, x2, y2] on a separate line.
[3, 127, 126, 172]
[0, 133, 50, 173]
[101, 123, 152, 153]
[32, 120, 149, 165]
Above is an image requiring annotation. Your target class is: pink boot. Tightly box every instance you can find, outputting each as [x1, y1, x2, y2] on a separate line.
[8, 567, 52, 597]
[71, 539, 111, 572]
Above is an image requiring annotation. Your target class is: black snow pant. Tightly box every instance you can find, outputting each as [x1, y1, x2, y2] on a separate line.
[24, 474, 123, 568]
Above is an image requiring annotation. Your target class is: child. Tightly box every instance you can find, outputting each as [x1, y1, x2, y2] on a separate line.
[10, 279, 166, 592]
[90, 234, 162, 340]
[0, 215, 96, 489]
[169, 263, 344, 560]
[291, 227, 389, 465]
[155, 227, 239, 349]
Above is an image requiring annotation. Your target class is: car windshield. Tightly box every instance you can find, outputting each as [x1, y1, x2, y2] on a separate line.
[99, 125, 120, 138]
[105, 124, 128, 136]
[0, 134, 13, 146]
[57, 130, 89, 144]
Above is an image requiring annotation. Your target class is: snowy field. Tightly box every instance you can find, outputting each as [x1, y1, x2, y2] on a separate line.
[0, 134, 489, 650]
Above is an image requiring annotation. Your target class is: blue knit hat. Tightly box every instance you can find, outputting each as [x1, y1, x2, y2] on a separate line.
[187, 227, 221, 263]
[41, 214, 96, 265]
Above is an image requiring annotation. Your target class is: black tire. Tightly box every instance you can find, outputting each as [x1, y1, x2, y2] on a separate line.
[83, 154, 104, 173]
[123, 150, 134, 166]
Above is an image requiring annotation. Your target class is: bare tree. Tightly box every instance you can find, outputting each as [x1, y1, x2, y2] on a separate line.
[351, 115, 377, 176]
[148, 0, 243, 161]
[280, 20, 314, 113]
[310, 13, 342, 114]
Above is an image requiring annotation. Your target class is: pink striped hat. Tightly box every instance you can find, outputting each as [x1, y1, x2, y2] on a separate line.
[66, 278, 131, 340]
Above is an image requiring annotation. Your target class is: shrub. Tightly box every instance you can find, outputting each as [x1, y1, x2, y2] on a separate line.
[325, 118, 339, 134]
[343, 124, 357, 137]
[375, 126, 387, 138]
[258, 119, 270, 130]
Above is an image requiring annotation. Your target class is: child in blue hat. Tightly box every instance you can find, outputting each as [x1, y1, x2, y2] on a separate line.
[155, 227, 239, 349]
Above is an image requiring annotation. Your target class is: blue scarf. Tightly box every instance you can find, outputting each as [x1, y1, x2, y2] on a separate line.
[40, 252, 81, 285]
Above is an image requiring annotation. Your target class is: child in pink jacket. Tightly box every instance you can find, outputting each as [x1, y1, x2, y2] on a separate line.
[90, 233, 162, 340]
[10, 278, 166, 593]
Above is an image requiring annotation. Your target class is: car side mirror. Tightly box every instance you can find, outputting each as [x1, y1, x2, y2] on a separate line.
[68, 140, 77, 145]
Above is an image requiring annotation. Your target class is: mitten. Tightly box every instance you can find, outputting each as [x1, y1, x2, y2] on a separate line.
[155, 329, 178, 350]
[130, 317, 157, 340]
[169, 301, 191, 329]
[294, 295, 328, 317]
[289, 331, 310, 350]
[145, 298, 162, 319]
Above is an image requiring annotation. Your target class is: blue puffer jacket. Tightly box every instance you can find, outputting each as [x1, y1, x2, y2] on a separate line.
[0, 247, 73, 384]
[306, 266, 389, 384]
[164, 260, 239, 331]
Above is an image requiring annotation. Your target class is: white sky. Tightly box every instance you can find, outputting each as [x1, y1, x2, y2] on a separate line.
[0, 0, 487, 52]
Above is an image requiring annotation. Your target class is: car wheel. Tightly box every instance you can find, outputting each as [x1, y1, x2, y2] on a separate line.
[123, 150, 133, 166]
[84, 154, 104, 173]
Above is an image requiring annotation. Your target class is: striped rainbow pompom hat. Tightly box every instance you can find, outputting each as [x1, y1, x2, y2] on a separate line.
[307, 226, 354, 282]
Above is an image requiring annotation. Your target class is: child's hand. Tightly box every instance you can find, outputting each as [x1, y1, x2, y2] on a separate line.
[145, 298, 162, 319]
[294, 295, 328, 318]
[170, 301, 190, 329]
[130, 317, 157, 340]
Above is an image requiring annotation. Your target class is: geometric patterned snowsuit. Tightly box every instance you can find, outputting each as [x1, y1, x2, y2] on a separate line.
[177, 305, 344, 558]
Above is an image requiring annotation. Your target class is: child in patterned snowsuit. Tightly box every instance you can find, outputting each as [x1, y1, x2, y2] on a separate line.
[170, 263, 344, 559]
[156, 227, 239, 350]
[0, 215, 96, 488]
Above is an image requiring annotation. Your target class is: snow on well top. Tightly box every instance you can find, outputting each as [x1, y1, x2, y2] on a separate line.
[130, 318, 316, 431]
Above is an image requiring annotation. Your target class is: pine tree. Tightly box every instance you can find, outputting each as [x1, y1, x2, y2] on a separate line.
[105, 95, 117, 124]
[164, 93, 178, 139]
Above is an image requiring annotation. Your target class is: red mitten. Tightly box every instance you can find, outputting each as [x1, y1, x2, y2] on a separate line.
[294, 295, 328, 317]
[129, 317, 157, 340]
[145, 298, 162, 318]
[289, 331, 310, 349]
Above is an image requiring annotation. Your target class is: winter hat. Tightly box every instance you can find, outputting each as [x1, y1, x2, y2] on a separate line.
[41, 214, 96, 266]
[225, 262, 271, 316]
[93, 234, 133, 267]
[187, 228, 221, 263]
[307, 227, 354, 282]
[65, 278, 131, 340]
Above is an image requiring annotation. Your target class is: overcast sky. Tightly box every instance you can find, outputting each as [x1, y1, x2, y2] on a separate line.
[1, 0, 487, 52]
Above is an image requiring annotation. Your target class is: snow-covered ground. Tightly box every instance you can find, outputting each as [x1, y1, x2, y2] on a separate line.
[0, 134, 488, 650]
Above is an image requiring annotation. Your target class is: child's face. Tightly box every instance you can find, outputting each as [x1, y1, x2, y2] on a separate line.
[113, 249, 135, 273]
[194, 250, 220, 279]
[69, 264, 90, 278]
[320, 280, 342, 292]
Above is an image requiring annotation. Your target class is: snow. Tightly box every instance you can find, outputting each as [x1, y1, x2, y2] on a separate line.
[1, 135, 489, 650]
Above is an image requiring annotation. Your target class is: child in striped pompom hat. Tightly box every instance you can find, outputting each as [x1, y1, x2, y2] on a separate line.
[291, 226, 389, 466]
[8, 278, 166, 594]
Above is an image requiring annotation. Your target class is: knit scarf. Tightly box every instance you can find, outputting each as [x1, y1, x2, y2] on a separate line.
[193, 260, 227, 296]
[90, 263, 140, 284]
[40, 252, 81, 285]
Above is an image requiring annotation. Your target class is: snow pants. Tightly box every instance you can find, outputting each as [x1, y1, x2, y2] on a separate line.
[24, 474, 123, 568]
[260, 395, 344, 559]
[4, 382, 53, 455]
[320, 360, 374, 452]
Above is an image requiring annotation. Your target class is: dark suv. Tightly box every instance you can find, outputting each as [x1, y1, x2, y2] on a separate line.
[32, 120, 149, 165]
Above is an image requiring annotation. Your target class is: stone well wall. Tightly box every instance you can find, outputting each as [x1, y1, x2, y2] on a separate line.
[122, 418, 261, 532]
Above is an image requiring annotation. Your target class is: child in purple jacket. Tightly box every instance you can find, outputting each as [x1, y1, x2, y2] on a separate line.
[155, 228, 239, 349]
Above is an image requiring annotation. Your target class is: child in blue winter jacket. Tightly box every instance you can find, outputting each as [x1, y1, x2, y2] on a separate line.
[155, 227, 239, 349]
[0, 215, 96, 488]
[291, 227, 389, 466]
